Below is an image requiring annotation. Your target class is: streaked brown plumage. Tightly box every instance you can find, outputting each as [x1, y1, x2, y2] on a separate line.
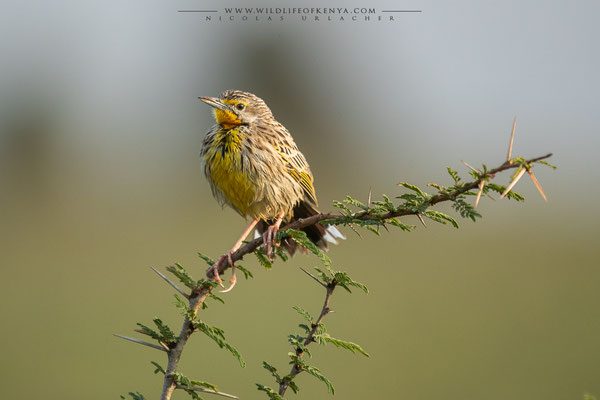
[199, 90, 344, 290]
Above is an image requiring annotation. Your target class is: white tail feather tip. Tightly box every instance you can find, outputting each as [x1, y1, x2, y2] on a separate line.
[326, 225, 346, 241]
[322, 231, 338, 245]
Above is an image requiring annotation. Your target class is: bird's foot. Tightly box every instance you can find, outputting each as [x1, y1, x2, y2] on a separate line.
[262, 224, 281, 260]
[211, 251, 237, 292]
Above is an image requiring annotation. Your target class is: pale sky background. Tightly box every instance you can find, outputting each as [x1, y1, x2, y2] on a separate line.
[1, 1, 599, 399]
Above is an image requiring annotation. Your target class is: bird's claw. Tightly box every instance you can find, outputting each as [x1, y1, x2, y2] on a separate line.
[212, 252, 237, 292]
[262, 225, 280, 260]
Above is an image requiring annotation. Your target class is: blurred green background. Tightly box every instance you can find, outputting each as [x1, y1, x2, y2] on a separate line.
[1, 1, 599, 399]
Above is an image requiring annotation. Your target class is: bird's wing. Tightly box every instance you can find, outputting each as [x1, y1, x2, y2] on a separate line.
[273, 126, 318, 206]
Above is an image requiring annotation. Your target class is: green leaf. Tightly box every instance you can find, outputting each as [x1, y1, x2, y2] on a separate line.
[398, 182, 428, 198]
[314, 267, 333, 285]
[288, 380, 300, 394]
[136, 323, 162, 341]
[194, 320, 245, 367]
[197, 252, 215, 266]
[151, 361, 165, 375]
[468, 170, 480, 179]
[423, 210, 459, 228]
[332, 271, 369, 294]
[535, 159, 557, 169]
[451, 198, 482, 222]
[166, 263, 196, 289]
[236, 265, 254, 279]
[283, 229, 331, 268]
[427, 182, 444, 191]
[174, 294, 191, 317]
[189, 380, 218, 392]
[153, 318, 176, 344]
[447, 166, 461, 184]
[292, 306, 313, 322]
[185, 390, 203, 400]
[319, 216, 356, 226]
[364, 225, 380, 236]
[275, 246, 289, 262]
[254, 249, 272, 270]
[298, 323, 311, 335]
[168, 372, 218, 400]
[262, 361, 282, 382]
[486, 183, 525, 201]
[313, 333, 369, 357]
[381, 194, 396, 211]
[387, 218, 415, 232]
[289, 354, 334, 394]
[288, 334, 312, 357]
[332, 200, 352, 216]
[256, 384, 285, 400]
[208, 292, 225, 304]
[343, 195, 369, 211]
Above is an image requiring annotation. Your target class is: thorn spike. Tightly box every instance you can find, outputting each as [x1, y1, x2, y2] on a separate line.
[300, 267, 327, 288]
[527, 168, 548, 201]
[416, 213, 427, 228]
[500, 167, 526, 198]
[462, 160, 481, 174]
[507, 116, 517, 162]
[151, 267, 190, 299]
[475, 180, 486, 208]
[113, 334, 167, 352]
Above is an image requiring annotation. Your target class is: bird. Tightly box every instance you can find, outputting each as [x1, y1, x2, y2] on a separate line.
[199, 90, 344, 291]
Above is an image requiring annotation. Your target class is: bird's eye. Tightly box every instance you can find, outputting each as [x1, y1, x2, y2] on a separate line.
[236, 103, 245, 111]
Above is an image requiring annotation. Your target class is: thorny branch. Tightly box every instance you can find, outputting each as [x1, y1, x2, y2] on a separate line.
[278, 282, 336, 396]
[119, 140, 553, 400]
[161, 291, 212, 400]
[206, 153, 553, 281]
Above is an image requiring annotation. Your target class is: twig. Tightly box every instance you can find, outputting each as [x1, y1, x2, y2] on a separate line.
[279, 283, 336, 396]
[114, 334, 167, 352]
[160, 290, 212, 400]
[205, 153, 553, 281]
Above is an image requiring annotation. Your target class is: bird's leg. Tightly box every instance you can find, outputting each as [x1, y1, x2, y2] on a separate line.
[263, 212, 285, 259]
[212, 217, 259, 292]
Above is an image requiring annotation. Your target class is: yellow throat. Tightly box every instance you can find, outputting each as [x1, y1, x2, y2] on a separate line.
[214, 100, 246, 129]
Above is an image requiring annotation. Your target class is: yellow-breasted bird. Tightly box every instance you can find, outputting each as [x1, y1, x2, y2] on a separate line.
[200, 90, 344, 290]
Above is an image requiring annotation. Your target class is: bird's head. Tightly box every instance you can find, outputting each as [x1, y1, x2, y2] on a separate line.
[200, 90, 273, 129]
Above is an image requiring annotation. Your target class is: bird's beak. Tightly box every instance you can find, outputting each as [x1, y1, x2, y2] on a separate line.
[199, 96, 230, 111]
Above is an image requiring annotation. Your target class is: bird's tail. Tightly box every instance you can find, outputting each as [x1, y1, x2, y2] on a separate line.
[256, 201, 345, 256]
